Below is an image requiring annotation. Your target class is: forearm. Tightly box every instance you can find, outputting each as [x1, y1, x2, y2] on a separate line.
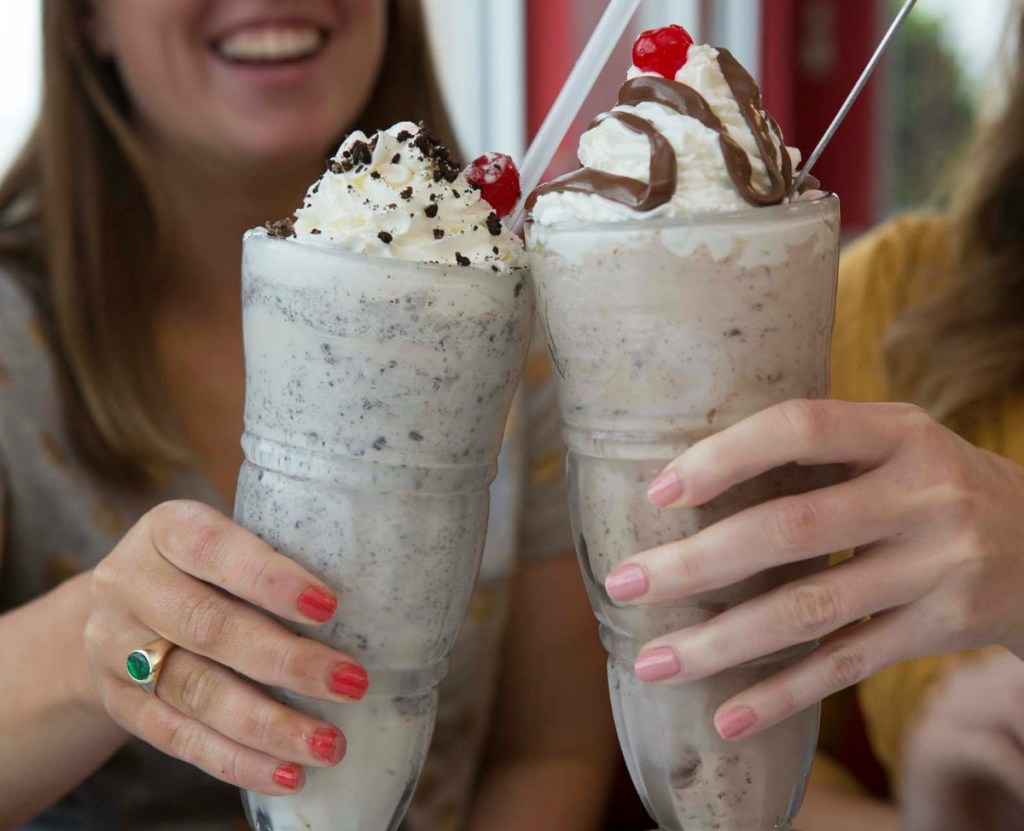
[796, 779, 900, 831]
[468, 757, 610, 831]
[0, 572, 127, 826]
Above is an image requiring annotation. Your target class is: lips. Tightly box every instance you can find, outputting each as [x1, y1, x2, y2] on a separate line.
[213, 23, 326, 65]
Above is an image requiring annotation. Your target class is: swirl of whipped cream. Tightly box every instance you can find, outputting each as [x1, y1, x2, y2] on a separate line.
[292, 122, 523, 272]
[530, 45, 802, 226]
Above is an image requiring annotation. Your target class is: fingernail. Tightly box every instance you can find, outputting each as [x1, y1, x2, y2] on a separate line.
[329, 662, 369, 701]
[716, 706, 757, 740]
[634, 647, 681, 682]
[273, 764, 303, 790]
[308, 727, 345, 764]
[605, 564, 649, 602]
[648, 470, 683, 506]
[297, 586, 338, 623]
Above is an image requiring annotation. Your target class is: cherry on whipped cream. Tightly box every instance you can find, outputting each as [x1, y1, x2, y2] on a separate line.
[465, 153, 521, 218]
[632, 24, 694, 79]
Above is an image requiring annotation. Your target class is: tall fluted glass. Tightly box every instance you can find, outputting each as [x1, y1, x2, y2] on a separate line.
[526, 196, 840, 830]
[235, 231, 534, 831]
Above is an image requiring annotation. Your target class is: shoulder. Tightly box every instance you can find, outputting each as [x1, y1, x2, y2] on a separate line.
[832, 213, 952, 402]
[0, 261, 58, 426]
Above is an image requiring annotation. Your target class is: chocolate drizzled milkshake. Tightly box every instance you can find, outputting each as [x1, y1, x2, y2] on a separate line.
[527, 27, 840, 831]
[235, 123, 533, 831]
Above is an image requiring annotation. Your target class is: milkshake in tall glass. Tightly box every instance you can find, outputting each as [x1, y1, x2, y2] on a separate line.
[235, 124, 533, 831]
[526, 27, 840, 831]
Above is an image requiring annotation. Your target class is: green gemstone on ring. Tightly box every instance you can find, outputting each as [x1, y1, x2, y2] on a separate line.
[127, 651, 152, 681]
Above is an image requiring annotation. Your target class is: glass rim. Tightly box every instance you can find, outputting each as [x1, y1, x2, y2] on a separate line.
[243, 227, 529, 277]
[525, 192, 839, 236]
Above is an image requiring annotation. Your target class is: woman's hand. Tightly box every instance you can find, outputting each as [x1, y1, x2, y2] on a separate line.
[603, 400, 1024, 740]
[901, 649, 1024, 831]
[84, 500, 368, 795]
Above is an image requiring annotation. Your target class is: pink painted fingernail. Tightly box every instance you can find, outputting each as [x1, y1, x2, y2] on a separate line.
[648, 470, 683, 506]
[716, 706, 757, 740]
[634, 647, 681, 682]
[273, 764, 303, 790]
[330, 662, 369, 701]
[308, 727, 345, 764]
[606, 564, 649, 602]
[297, 586, 338, 623]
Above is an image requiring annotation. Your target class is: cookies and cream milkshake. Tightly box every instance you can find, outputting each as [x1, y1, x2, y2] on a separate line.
[235, 123, 534, 831]
[526, 26, 840, 831]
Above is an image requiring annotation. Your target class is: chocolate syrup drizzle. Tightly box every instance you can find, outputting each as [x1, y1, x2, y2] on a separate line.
[527, 49, 796, 214]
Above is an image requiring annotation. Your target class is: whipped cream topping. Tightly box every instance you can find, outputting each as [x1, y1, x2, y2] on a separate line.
[291, 122, 523, 272]
[530, 45, 802, 225]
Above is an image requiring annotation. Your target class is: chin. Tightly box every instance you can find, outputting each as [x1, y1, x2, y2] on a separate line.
[218, 109, 351, 168]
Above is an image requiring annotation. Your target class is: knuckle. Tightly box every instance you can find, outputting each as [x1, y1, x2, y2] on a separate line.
[246, 700, 286, 748]
[765, 497, 821, 551]
[155, 500, 225, 570]
[219, 744, 247, 787]
[167, 719, 205, 762]
[178, 661, 220, 717]
[819, 643, 868, 691]
[272, 635, 304, 683]
[781, 582, 840, 638]
[181, 594, 234, 652]
[778, 399, 829, 444]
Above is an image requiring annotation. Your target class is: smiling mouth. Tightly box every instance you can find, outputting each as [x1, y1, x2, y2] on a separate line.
[213, 24, 327, 65]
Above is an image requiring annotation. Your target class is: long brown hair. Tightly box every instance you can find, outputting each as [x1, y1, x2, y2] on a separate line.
[0, 0, 456, 484]
[884, 6, 1024, 428]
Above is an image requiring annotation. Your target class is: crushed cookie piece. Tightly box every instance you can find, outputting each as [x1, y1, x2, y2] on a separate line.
[486, 212, 502, 236]
[399, 187, 413, 200]
[397, 129, 414, 142]
[370, 171, 382, 180]
[433, 229, 445, 240]
[311, 228, 322, 235]
[391, 153, 401, 164]
[350, 140, 373, 167]
[378, 231, 393, 244]
[265, 218, 296, 239]
[455, 252, 471, 267]
[424, 203, 439, 219]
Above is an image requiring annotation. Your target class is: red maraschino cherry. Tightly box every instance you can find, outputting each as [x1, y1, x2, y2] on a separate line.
[632, 24, 695, 79]
[465, 153, 521, 218]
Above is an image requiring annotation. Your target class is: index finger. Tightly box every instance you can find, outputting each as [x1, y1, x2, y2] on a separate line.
[146, 500, 337, 625]
[649, 400, 920, 508]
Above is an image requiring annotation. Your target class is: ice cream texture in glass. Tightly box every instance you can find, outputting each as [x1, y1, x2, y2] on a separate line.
[236, 122, 535, 831]
[527, 25, 840, 831]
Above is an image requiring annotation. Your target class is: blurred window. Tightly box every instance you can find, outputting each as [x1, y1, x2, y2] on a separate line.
[0, 0, 41, 174]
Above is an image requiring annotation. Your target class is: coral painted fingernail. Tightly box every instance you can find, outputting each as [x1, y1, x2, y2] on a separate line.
[297, 586, 338, 623]
[716, 706, 757, 740]
[606, 564, 649, 602]
[634, 647, 681, 682]
[330, 663, 369, 701]
[308, 727, 345, 764]
[648, 470, 683, 506]
[273, 764, 303, 790]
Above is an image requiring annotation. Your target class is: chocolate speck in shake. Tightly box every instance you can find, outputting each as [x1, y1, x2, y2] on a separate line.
[409, 431, 424, 442]
[400, 187, 414, 201]
[378, 231, 394, 245]
[486, 213, 502, 236]
[424, 204, 439, 219]
[265, 218, 295, 239]
[391, 153, 402, 164]
[434, 229, 445, 240]
[350, 140, 373, 167]
[455, 252, 471, 267]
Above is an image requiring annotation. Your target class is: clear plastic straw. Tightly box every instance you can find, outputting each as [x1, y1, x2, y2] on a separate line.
[510, 0, 642, 234]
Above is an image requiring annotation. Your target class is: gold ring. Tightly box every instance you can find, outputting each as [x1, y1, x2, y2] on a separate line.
[126, 638, 175, 695]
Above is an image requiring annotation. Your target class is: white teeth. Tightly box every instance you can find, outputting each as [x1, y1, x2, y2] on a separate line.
[217, 26, 323, 63]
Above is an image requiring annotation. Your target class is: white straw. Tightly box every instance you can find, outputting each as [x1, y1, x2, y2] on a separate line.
[510, 0, 642, 234]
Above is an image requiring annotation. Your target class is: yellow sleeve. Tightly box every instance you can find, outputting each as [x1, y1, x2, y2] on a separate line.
[831, 213, 951, 404]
